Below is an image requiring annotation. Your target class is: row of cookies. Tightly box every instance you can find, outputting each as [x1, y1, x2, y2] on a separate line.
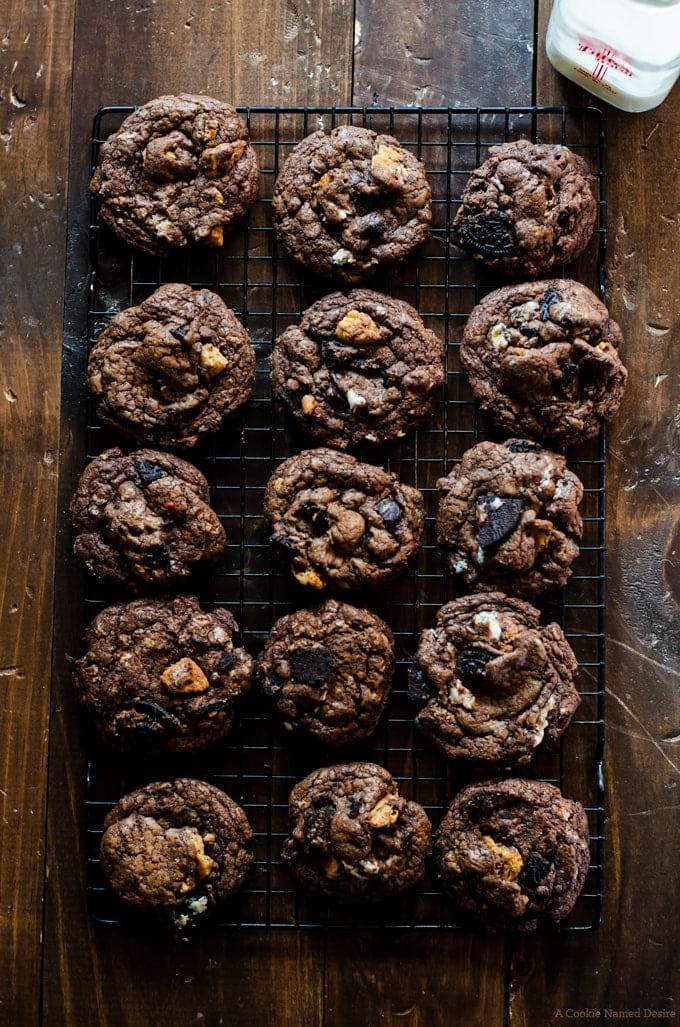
[78, 94, 609, 933]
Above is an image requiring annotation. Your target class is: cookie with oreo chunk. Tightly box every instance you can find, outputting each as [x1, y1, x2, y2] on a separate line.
[255, 599, 395, 747]
[272, 125, 431, 282]
[432, 777, 591, 930]
[452, 139, 597, 277]
[88, 283, 256, 448]
[271, 289, 445, 448]
[460, 278, 627, 446]
[282, 762, 431, 902]
[410, 591, 580, 767]
[90, 94, 260, 256]
[99, 778, 253, 933]
[435, 438, 583, 597]
[70, 447, 226, 592]
[73, 595, 252, 754]
[263, 447, 425, 591]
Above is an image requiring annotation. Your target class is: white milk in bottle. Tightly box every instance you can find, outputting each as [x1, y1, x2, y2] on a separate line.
[545, 0, 680, 112]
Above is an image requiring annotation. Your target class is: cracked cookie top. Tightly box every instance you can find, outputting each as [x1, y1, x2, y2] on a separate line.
[90, 94, 260, 256]
[432, 777, 590, 930]
[255, 598, 395, 747]
[88, 283, 255, 448]
[271, 288, 445, 448]
[99, 778, 253, 933]
[460, 278, 627, 446]
[282, 761, 431, 902]
[409, 590, 580, 767]
[436, 438, 584, 597]
[452, 139, 597, 277]
[70, 447, 227, 592]
[272, 125, 432, 282]
[264, 447, 425, 591]
[74, 595, 252, 754]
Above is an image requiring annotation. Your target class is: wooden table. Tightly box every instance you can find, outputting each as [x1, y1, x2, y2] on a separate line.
[2, 1, 678, 1023]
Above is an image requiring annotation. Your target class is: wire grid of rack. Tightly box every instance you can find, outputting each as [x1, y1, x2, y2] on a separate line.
[84, 105, 606, 931]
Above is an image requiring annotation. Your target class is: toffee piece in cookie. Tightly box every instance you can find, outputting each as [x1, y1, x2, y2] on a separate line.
[282, 762, 431, 902]
[99, 778, 253, 933]
[271, 289, 445, 448]
[460, 278, 627, 446]
[88, 283, 256, 448]
[452, 139, 597, 277]
[74, 595, 253, 754]
[432, 778, 591, 930]
[255, 599, 395, 748]
[409, 591, 580, 767]
[263, 447, 425, 591]
[436, 438, 583, 597]
[272, 125, 432, 283]
[70, 448, 226, 592]
[90, 94, 260, 256]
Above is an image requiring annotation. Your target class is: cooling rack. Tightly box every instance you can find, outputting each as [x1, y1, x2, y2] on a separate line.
[83, 105, 606, 931]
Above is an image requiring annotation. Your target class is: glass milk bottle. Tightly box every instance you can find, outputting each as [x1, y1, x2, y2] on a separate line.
[545, 0, 680, 112]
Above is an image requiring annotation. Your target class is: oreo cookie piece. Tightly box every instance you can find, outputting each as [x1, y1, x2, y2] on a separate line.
[272, 125, 432, 282]
[271, 288, 445, 448]
[432, 777, 591, 930]
[263, 447, 425, 591]
[73, 595, 252, 754]
[255, 599, 395, 747]
[69, 447, 226, 592]
[436, 438, 583, 597]
[282, 762, 431, 902]
[460, 278, 627, 446]
[411, 591, 580, 767]
[99, 778, 253, 934]
[452, 139, 597, 277]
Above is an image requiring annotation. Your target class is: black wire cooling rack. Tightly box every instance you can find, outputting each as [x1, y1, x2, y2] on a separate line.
[83, 105, 606, 931]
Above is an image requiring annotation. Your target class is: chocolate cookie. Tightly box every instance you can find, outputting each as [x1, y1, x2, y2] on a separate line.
[87, 283, 256, 448]
[90, 94, 260, 256]
[255, 599, 395, 747]
[435, 438, 583, 597]
[460, 278, 627, 446]
[432, 777, 591, 930]
[452, 139, 597, 277]
[74, 595, 253, 754]
[272, 125, 432, 283]
[409, 591, 580, 767]
[271, 289, 445, 448]
[70, 448, 226, 592]
[263, 447, 425, 590]
[282, 762, 431, 902]
[99, 778, 253, 932]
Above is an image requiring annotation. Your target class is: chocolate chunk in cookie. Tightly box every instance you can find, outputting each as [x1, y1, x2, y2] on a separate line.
[436, 438, 583, 597]
[271, 289, 445, 448]
[255, 599, 395, 747]
[452, 140, 597, 277]
[74, 595, 252, 754]
[99, 778, 253, 933]
[70, 447, 226, 592]
[264, 447, 425, 591]
[282, 762, 431, 902]
[90, 94, 260, 256]
[432, 778, 590, 930]
[460, 278, 627, 446]
[87, 283, 256, 448]
[411, 591, 580, 766]
[272, 125, 431, 283]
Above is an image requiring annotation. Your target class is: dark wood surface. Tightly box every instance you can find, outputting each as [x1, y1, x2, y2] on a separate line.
[2, 0, 678, 1023]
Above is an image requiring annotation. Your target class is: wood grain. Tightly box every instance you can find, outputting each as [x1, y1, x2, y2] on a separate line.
[0, 1, 76, 1021]
[508, 6, 680, 1023]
